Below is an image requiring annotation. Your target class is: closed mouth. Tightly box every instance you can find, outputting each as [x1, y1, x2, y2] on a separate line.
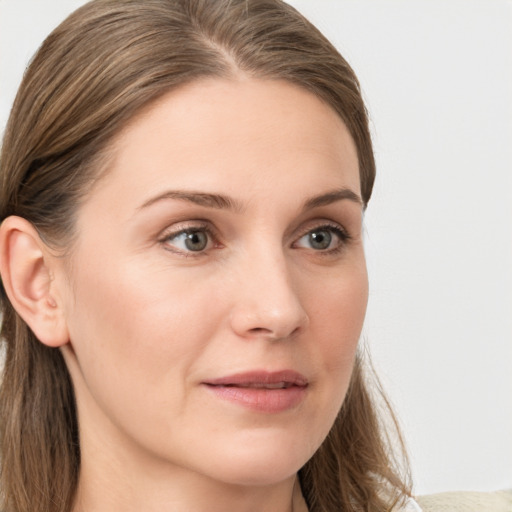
[203, 370, 309, 389]
[202, 370, 308, 412]
[208, 381, 299, 389]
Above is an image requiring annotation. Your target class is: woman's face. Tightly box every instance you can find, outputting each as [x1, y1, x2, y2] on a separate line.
[58, 78, 368, 487]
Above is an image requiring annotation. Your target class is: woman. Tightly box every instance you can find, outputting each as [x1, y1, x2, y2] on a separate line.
[0, 1, 420, 511]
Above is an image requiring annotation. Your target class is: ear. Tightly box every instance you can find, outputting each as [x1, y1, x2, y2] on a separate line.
[0, 216, 69, 347]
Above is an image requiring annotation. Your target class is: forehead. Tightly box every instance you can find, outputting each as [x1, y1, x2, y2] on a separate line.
[85, 78, 360, 212]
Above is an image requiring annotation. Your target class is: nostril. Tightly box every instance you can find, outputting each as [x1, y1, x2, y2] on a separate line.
[229, 287, 309, 340]
[248, 327, 271, 334]
[247, 325, 302, 340]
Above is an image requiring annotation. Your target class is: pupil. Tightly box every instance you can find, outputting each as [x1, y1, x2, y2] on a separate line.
[310, 230, 331, 250]
[185, 231, 207, 251]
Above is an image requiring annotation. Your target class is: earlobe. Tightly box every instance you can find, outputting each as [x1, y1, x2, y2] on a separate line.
[0, 216, 69, 347]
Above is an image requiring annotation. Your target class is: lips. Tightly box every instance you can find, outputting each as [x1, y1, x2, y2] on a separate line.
[202, 370, 308, 413]
[229, 382, 292, 389]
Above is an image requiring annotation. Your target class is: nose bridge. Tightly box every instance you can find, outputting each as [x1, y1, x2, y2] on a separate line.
[229, 241, 308, 340]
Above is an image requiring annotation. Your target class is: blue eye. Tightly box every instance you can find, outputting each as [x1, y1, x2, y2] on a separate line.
[295, 226, 347, 251]
[164, 229, 211, 252]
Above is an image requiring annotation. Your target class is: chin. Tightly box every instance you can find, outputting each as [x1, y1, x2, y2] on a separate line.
[199, 431, 316, 487]
[214, 460, 301, 487]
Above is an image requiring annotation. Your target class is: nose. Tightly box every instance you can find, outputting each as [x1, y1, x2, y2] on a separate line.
[228, 248, 309, 341]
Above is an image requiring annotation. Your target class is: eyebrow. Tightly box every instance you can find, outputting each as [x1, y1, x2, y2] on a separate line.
[139, 190, 244, 212]
[302, 188, 362, 210]
[138, 187, 362, 213]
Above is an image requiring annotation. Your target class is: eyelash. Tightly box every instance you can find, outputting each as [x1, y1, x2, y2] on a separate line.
[293, 222, 351, 256]
[158, 221, 351, 257]
[159, 221, 217, 256]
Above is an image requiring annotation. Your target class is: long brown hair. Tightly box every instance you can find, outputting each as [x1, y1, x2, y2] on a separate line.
[0, 1, 411, 511]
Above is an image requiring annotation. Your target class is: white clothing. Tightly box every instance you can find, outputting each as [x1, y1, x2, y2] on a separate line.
[401, 496, 423, 511]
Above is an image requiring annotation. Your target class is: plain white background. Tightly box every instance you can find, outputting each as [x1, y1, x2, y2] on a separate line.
[1, 0, 511, 497]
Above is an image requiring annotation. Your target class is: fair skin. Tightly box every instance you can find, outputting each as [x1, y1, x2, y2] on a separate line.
[0, 78, 367, 512]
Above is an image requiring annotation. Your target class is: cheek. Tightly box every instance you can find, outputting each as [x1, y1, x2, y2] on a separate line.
[312, 260, 368, 359]
[62, 253, 216, 410]
[61, 254, 231, 462]
[301, 258, 368, 425]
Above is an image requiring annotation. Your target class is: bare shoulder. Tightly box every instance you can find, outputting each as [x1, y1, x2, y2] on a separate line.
[416, 490, 512, 512]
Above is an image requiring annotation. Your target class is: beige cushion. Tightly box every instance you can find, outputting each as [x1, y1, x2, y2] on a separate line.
[417, 490, 512, 512]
